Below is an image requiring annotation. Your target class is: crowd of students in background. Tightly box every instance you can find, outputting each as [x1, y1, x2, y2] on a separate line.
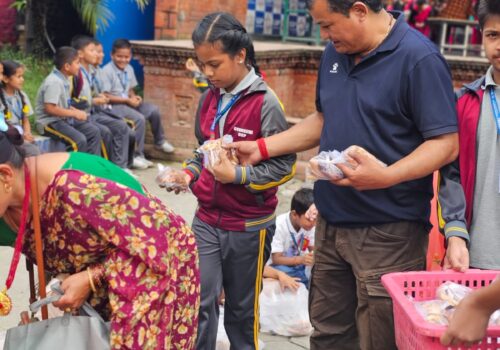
[0, 37, 176, 178]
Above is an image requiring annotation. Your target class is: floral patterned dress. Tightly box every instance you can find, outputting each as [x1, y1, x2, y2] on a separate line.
[22, 170, 200, 350]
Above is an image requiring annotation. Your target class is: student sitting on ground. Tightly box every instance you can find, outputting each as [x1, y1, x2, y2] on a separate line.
[271, 188, 316, 286]
[34, 46, 102, 155]
[101, 38, 175, 170]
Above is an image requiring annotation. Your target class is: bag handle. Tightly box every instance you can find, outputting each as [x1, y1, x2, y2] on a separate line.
[29, 157, 48, 320]
[28, 282, 107, 324]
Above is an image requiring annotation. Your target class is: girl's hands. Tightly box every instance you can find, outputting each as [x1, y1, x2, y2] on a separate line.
[277, 271, 301, 292]
[208, 151, 236, 184]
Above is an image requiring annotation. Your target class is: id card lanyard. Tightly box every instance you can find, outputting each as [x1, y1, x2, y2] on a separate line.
[489, 87, 500, 135]
[210, 93, 241, 140]
[286, 219, 305, 256]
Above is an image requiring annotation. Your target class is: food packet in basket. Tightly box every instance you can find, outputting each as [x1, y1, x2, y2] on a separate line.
[436, 281, 473, 307]
[414, 299, 454, 325]
[199, 135, 239, 169]
[155, 164, 189, 192]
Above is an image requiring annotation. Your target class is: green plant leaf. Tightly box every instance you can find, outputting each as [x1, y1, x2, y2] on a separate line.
[70, 0, 150, 34]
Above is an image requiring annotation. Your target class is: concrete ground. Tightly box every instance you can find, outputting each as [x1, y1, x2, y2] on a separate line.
[0, 161, 311, 349]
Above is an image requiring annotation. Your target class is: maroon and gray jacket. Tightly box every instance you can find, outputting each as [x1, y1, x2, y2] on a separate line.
[438, 76, 486, 245]
[184, 78, 297, 232]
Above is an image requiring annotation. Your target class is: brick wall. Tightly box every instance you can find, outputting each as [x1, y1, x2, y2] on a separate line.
[155, 0, 248, 40]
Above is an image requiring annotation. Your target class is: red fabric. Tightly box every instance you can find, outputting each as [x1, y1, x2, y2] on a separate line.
[411, 5, 432, 37]
[192, 87, 279, 232]
[0, 0, 17, 45]
[456, 88, 483, 227]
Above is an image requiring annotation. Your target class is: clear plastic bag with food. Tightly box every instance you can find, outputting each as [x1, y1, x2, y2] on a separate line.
[155, 164, 190, 192]
[436, 281, 473, 307]
[414, 299, 454, 325]
[308, 145, 385, 181]
[199, 135, 239, 169]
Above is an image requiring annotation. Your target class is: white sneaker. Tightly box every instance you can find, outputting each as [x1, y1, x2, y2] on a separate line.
[123, 168, 138, 179]
[155, 141, 175, 153]
[132, 157, 148, 170]
[138, 156, 154, 168]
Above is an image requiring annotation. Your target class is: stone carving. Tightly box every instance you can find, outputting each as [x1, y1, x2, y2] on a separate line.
[174, 94, 194, 127]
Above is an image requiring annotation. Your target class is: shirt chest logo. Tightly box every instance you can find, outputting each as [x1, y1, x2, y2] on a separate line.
[234, 126, 254, 138]
[330, 63, 339, 74]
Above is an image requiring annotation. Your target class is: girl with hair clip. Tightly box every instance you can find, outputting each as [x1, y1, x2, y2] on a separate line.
[0, 126, 200, 349]
[0, 60, 40, 156]
[170, 12, 296, 350]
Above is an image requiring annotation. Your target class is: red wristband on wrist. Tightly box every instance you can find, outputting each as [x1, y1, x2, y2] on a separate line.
[257, 138, 270, 161]
[183, 169, 195, 181]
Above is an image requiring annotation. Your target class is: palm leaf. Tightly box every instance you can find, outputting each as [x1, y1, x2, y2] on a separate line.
[71, 0, 150, 34]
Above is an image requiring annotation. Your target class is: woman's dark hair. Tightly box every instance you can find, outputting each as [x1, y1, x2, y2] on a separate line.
[478, 0, 500, 30]
[305, 0, 383, 16]
[54, 46, 78, 70]
[192, 12, 261, 76]
[0, 60, 28, 121]
[290, 188, 314, 215]
[0, 126, 26, 168]
[112, 38, 132, 54]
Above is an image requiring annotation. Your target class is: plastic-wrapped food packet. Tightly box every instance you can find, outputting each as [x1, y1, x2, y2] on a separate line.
[155, 164, 190, 192]
[200, 135, 239, 168]
[308, 145, 386, 181]
[414, 300, 454, 325]
[436, 282, 473, 307]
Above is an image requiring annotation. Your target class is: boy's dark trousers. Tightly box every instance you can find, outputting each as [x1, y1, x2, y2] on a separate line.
[107, 102, 165, 157]
[44, 119, 101, 155]
[309, 216, 428, 350]
[192, 217, 274, 350]
[91, 112, 130, 168]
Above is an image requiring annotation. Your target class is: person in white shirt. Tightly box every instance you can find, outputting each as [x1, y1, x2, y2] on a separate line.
[271, 188, 316, 287]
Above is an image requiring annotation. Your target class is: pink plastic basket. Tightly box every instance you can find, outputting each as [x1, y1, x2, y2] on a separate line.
[381, 270, 500, 350]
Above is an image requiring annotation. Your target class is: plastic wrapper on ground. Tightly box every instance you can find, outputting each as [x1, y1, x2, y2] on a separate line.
[259, 279, 313, 337]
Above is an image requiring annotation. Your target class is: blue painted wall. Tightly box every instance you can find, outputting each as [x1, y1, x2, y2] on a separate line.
[96, 0, 155, 86]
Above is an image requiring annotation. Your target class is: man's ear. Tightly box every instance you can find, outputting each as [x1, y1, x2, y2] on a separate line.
[351, 2, 369, 22]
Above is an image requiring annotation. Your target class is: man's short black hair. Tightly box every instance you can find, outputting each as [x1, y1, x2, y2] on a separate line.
[112, 38, 132, 53]
[306, 0, 383, 16]
[54, 46, 78, 70]
[291, 188, 315, 215]
[71, 35, 94, 51]
[477, 0, 500, 30]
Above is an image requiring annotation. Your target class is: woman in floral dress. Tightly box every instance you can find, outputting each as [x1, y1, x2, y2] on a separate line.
[0, 129, 200, 349]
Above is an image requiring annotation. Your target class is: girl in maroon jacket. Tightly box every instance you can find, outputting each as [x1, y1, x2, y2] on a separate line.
[173, 12, 296, 350]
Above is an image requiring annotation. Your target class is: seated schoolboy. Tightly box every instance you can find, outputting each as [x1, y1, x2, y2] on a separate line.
[71, 35, 135, 174]
[100, 38, 175, 170]
[34, 46, 102, 154]
[271, 188, 316, 286]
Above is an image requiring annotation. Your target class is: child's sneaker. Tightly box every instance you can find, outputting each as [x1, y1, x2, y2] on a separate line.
[137, 156, 154, 168]
[155, 141, 175, 153]
[132, 157, 148, 170]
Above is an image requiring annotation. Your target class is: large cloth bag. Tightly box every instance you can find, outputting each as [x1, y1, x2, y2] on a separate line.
[3, 283, 110, 350]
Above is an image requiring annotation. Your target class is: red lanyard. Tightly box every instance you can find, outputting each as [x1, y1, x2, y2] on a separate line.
[6, 165, 31, 288]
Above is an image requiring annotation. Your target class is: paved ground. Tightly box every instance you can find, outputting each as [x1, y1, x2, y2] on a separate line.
[0, 161, 311, 349]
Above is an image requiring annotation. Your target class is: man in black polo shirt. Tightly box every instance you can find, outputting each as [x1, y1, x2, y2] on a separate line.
[229, 0, 459, 349]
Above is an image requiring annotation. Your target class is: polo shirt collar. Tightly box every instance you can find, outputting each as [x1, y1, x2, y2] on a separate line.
[483, 66, 497, 89]
[220, 67, 259, 96]
[374, 11, 408, 55]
